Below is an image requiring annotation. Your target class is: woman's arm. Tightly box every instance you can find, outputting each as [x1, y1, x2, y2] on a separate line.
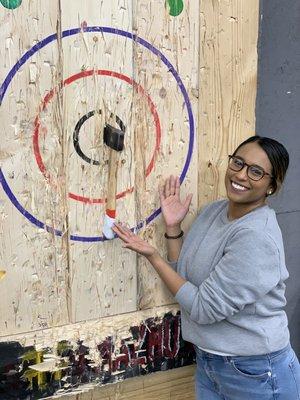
[147, 252, 186, 295]
[165, 224, 184, 262]
[113, 225, 281, 326]
[112, 175, 192, 294]
[112, 223, 186, 296]
[159, 175, 192, 262]
[175, 228, 281, 325]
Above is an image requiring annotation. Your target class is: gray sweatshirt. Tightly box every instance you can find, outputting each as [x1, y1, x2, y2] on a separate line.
[172, 199, 290, 356]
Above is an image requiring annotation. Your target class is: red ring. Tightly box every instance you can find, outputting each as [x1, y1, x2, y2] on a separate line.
[33, 70, 162, 204]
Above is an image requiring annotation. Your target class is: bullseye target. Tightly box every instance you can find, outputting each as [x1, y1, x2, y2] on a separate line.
[73, 110, 125, 167]
[33, 69, 161, 204]
[0, 27, 195, 242]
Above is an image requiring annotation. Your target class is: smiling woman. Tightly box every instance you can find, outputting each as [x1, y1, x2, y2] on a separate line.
[113, 135, 300, 400]
[225, 136, 289, 220]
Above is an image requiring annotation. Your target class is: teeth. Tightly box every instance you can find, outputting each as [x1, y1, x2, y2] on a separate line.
[232, 181, 248, 191]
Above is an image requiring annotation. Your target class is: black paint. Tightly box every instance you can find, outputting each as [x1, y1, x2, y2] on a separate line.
[73, 110, 125, 165]
[0, 313, 195, 399]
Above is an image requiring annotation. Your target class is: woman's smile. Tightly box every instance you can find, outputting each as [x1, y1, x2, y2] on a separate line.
[230, 180, 250, 192]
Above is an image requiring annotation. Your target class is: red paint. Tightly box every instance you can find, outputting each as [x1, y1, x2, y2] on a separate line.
[113, 341, 130, 370]
[147, 323, 163, 362]
[0, 313, 194, 396]
[163, 316, 180, 358]
[98, 337, 114, 372]
[106, 209, 116, 218]
[97, 315, 181, 374]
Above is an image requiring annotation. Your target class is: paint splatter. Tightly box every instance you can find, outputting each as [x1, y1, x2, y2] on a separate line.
[0, 313, 195, 398]
[167, 0, 184, 17]
[0, 270, 6, 280]
[0, 0, 22, 9]
[80, 20, 88, 30]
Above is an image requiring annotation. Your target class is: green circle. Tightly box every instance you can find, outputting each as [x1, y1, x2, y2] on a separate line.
[0, 0, 22, 9]
[167, 0, 184, 17]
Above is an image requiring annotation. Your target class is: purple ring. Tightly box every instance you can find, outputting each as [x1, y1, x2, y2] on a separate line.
[0, 26, 195, 242]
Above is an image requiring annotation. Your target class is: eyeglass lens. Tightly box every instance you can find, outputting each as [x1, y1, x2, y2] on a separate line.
[229, 157, 264, 180]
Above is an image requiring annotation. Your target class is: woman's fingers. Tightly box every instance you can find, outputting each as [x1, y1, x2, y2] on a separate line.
[169, 175, 175, 196]
[165, 176, 171, 197]
[112, 223, 133, 242]
[175, 176, 180, 197]
[183, 193, 193, 209]
[163, 175, 179, 198]
[112, 223, 125, 235]
[113, 223, 157, 257]
[123, 242, 141, 251]
[119, 232, 146, 253]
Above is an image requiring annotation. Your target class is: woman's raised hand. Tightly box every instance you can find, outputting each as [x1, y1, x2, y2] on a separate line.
[159, 175, 192, 228]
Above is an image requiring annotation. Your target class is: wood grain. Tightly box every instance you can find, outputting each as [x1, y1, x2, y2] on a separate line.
[198, 0, 259, 206]
[50, 365, 196, 400]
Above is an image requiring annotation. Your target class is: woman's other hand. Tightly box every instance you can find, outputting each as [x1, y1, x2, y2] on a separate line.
[112, 223, 186, 296]
[159, 175, 192, 228]
[112, 223, 158, 258]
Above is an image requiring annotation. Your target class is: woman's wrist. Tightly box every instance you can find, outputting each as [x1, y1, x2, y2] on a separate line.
[164, 230, 184, 239]
[146, 250, 162, 264]
[165, 224, 182, 236]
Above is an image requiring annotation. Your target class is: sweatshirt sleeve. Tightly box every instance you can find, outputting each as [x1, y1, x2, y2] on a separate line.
[175, 228, 281, 325]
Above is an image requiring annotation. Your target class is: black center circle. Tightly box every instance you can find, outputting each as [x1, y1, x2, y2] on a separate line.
[73, 110, 126, 165]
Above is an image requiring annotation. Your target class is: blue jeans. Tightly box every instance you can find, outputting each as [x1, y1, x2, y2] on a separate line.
[195, 344, 300, 399]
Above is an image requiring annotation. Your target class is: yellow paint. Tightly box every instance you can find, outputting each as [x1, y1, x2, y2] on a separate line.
[21, 346, 68, 389]
[21, 349, 43, 363]
[57, 340, 71, 356]
[0, 270, 6, 280]
[21, 349, 47, 388]
[22, 350, 44, 387]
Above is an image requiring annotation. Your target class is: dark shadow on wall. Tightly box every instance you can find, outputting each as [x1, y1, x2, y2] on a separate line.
[256, 0, 300, 356]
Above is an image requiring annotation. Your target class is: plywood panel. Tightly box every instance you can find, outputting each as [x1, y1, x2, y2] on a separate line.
[0, 0, 201, 332]
[58, 0, 138, 322]
[0, 0, 142, 330]
[132, 0, 200, 310]
[0, 0, 70, 334]
[198, 0, 259, 206]
[51, 366, 196, 400]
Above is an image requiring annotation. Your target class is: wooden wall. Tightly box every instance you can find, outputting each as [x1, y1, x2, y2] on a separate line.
[0, 0, 259, 398]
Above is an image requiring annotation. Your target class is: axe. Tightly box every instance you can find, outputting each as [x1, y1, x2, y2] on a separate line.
[102, 123, 125, 239]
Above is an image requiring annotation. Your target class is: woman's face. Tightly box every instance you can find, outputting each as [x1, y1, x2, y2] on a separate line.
[225, 142, 274, 207]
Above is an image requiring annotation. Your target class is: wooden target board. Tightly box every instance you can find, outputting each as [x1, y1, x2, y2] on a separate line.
[0, 0, 260, 397]
[0, 0, 199, 335]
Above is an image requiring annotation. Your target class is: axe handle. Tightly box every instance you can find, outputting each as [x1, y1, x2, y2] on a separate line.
[103, 149, 118, 239]
[106, 148, 118, 215]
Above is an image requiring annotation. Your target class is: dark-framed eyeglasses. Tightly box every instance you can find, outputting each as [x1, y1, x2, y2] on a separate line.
[228, 155, 273, 181]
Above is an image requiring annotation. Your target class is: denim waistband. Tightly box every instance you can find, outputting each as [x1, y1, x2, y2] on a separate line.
[195, 343, 291, 362]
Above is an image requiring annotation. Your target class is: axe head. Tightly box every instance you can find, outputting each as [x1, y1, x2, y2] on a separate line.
[104, 124, 125, 152]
